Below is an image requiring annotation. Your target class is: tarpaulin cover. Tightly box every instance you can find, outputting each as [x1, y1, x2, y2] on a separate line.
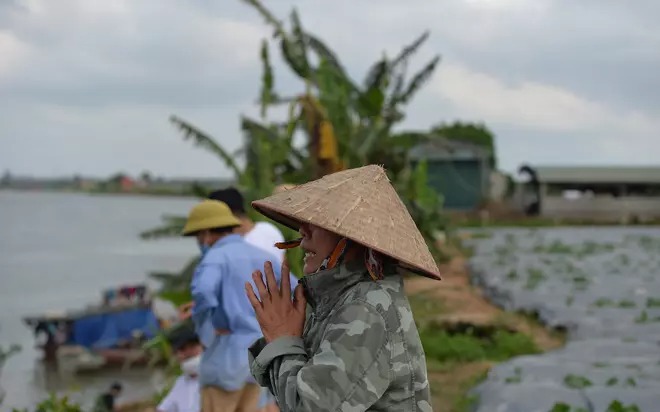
[69, 307, 159, 349]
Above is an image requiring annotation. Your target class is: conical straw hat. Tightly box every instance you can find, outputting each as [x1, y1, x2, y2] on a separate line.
[272, 183, 297, 195]
[252, 165, 441, 280]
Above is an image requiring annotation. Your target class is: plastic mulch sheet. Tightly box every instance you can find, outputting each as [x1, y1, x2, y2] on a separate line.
[463, 228, 660, 412]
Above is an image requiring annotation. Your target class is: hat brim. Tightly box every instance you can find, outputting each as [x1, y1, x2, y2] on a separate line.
[252, 201, 440, 280]
[250, 165, 442, 281]
[181, 219, 240, 236]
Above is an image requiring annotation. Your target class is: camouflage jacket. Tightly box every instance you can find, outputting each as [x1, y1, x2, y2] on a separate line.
[248, 259, 433, 411]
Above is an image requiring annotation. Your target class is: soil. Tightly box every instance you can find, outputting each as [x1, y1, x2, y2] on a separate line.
[405, 254, 565, 412]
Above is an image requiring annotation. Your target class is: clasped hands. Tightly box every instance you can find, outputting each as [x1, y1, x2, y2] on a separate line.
[245, 261, 307, 343]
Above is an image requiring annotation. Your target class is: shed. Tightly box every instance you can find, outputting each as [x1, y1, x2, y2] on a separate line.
[534, 166, 660, 186]
[409, 140, 492, 210]
[523, 165, 660, 222]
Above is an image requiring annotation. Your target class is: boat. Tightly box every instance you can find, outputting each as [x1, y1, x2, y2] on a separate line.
[22, 284, 163, 372]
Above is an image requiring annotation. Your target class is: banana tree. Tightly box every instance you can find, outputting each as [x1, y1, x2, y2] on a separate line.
[144, 0, 452, 299]
[244, 0, 450, 239]
[244, 0, 441, 168]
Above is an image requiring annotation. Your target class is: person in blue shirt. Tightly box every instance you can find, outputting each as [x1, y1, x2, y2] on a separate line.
[181, 199, 294, 412]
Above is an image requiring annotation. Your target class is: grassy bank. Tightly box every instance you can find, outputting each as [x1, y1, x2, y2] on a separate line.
[86, 188, 196, 198]
[407, 252, 565, 412]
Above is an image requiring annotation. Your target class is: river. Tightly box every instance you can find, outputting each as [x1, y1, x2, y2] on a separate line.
[0, 190, 199, 410]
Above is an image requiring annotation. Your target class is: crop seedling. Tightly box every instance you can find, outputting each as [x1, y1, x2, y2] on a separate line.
[646, 297, 660, 308]
[617, 300, 636, 308]
[549, 400, 641, 412]
[575, 241, 615, 258]
[534, 240, 574, 254]
[565, 295, 574, 306]
[635, 310, 660, 323]
[563, 374, 592, 389]
[593, 297, 615, 307]
[504, 367, 522, 384]
[572, 275, 590, 290]
[506, 270, 519, 281]
[525, 267, 547, 290]
[548, 402, 588, 412]
[606, 400, 641, 412]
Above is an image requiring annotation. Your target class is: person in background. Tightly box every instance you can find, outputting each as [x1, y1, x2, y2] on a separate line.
[157, 321, 202, 412]
[181, 199, 287, 412]
[177, 186, 299, 337]
[93, 382, 122, 412]
[209, 187, 297, 412]
[208, 188, 285, 264]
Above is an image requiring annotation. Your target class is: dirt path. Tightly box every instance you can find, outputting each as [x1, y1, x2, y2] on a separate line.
[405, 255, 564, 411]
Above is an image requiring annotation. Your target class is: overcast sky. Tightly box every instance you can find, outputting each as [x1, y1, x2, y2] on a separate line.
[1, 0, 658, 178]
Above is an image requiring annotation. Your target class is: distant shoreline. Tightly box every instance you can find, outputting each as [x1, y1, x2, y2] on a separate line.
[3, 188, 659, 228]
[0, 187, 199, 200]
[86, 189, 197, 199]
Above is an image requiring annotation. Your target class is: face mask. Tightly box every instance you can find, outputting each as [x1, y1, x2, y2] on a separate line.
[198, 242, 210, 256]
[197, 233, 210, 257]
[180, 354, 201, 376]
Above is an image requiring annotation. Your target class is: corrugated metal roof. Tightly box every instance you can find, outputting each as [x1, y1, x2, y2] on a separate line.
[533, 166, 660, 184]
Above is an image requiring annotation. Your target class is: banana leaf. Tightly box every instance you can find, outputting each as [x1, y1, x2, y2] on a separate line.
[169, 115, 242, 177]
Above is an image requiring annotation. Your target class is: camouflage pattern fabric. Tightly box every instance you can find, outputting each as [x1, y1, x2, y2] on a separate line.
[249, 259, 433, 411]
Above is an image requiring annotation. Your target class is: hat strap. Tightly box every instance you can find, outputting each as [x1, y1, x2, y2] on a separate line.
[275, 237, 384, 280]
[275, 238, 302, 249]
[364, 248, 385, 281]
[275, 237, 350, 272]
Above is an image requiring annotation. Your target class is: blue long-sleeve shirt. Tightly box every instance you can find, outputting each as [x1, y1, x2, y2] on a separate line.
[190, 234, 297, 390]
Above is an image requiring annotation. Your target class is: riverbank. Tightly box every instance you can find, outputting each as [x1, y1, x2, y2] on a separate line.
[10, 239, 563, 412]
[113, 237, 562, 412]
[113, 251, 563, 412]
[406, 246, 565, 412]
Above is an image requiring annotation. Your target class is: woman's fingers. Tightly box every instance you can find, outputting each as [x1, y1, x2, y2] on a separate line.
[280, 261, 292, 301]
[263, 261, 279, 299]
[252, 270, 270, 302]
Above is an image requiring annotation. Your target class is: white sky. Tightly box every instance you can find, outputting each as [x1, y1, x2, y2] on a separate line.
[1, 0, 658, 178]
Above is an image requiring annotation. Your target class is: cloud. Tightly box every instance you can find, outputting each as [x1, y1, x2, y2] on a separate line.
[0, 30, 32, 76]
[433, 62, 659, 135]
[0, 0, 658, 178]
[0, 0, 269, 107]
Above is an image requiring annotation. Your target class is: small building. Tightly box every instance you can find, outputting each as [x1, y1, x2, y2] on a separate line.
[118, 176, 135, 192]
[523, 165, 660, 222]
[409, 140, 492, 211]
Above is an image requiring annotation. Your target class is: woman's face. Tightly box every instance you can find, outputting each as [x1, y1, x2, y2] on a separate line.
[299, 223, 341, 275]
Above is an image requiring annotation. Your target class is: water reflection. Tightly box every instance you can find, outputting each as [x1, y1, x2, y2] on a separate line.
[26, 347, 169, 408]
